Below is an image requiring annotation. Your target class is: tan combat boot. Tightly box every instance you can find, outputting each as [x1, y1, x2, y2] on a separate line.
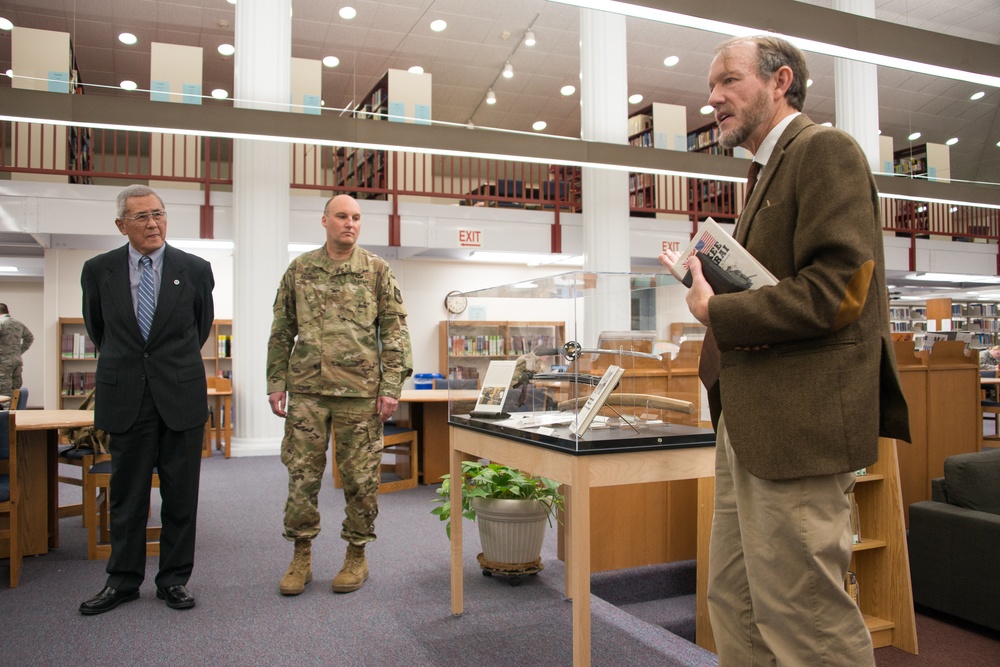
[279, 538, 313, 595]
[332, 543, 369, 593]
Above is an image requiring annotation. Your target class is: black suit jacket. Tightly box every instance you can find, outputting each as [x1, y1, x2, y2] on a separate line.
[81, 243, 215, 433]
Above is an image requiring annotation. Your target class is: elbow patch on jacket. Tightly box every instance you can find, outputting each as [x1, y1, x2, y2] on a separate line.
[832, 260, 874, 331]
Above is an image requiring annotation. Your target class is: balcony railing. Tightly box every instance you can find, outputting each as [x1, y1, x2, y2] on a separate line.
[3, 121, 997, 250]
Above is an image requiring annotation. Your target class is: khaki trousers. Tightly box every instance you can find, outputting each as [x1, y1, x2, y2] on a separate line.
[708, 414, 874, 667]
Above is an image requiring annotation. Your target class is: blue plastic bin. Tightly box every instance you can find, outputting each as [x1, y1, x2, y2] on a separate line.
[413, 372, 443, 390]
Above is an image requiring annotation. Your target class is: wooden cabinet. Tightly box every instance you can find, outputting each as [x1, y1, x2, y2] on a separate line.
[696, 438, 917, 654]
[893, 339, 980, 519]
[439, 320, 565, 386]
[58, 318, 232, 409]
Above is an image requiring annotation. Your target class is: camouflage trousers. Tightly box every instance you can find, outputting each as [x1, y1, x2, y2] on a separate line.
[0, 361, 22, 407]
[281, 393, 383, 544]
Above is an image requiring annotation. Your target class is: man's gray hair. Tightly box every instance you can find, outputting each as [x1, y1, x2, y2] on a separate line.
[716, 35, 809, 112]
[116, 184, 165, 219]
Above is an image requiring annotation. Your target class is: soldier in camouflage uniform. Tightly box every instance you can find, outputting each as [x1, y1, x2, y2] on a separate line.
[0, 303, 34, 407]
[266, 194, 412, 596]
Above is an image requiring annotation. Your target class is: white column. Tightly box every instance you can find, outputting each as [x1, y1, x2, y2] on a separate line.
[833, 0, 880, 173]
[229, 0, 291, 456]
[579, 9, 631, 343]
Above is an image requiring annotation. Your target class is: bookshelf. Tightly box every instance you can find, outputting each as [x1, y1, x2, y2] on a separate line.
[888, 304, 927, 336]
[203, 319, 233, 380]
[336, 69, 432, 200]
[849, 438, 918, 652]
[696, 438, 917, 654]
[627, 103, 688, 217]
[58, 317, 232, 409]
[58, 317, 97, 407]
[950, 301, 1000, 348]
[438, 320, 565, 386]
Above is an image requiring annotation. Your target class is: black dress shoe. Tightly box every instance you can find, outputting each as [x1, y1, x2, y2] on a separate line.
[79, 586, 140, 615]
[156, 584, 195, 609]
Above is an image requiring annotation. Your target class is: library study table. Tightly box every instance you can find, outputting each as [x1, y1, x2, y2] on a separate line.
[1, 410, 95, 559]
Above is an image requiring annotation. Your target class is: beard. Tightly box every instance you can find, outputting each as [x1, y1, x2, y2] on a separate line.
[718, 87, 770, 150]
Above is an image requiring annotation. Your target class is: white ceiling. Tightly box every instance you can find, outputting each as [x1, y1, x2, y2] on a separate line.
[1, 0, 999, 185]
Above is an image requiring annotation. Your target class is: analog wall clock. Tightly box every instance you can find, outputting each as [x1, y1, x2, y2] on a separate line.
[444, 290, 468, 314]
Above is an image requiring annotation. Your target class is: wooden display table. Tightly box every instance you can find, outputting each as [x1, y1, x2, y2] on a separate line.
[399, 389, 479, 484]
[449, 425, 715, 667]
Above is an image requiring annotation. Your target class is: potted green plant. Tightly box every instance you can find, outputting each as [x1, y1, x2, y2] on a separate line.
[431, 461, 564, 571]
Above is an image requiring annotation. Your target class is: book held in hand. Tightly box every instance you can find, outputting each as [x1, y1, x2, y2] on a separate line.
[671, 217, 777, 293]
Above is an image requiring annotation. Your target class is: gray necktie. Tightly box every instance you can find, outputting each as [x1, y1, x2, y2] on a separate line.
[137, 256, 155, 340]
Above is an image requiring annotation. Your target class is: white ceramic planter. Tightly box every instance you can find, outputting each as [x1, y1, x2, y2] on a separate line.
[471, 496, 550, 565]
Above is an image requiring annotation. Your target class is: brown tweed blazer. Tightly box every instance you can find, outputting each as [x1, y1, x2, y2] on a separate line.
[708, 114, 910, 480]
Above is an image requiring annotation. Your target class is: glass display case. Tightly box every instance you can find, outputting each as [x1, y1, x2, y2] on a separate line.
[446, 271, 715, 454]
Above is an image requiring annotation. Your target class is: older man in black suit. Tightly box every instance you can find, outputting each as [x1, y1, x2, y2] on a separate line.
[79, 184, 215, 615]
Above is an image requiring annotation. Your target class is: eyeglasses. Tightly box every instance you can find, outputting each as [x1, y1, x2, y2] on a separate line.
[121, 209, 166, 224]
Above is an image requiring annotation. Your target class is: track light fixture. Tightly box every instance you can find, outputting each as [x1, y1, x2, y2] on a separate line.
[524, 30, 536, 46]
[486, 89, 496, 104]
[502, 62, 513, 78]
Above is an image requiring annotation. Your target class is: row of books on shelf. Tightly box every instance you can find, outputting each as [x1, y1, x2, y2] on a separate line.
[215, 370, 233, 379]
[217, 335, 233, 358]
[954, 303, 1000, 317]
[894, 156, 926, 175]
[687, 125, 722, 151]
[448, 366, 480, 380]
[62, 371, 95, 396]
[61, 333, 97, 358]
[889, 306, 926, 321]
[510, 335, 557, 355]
[448, 334, 506, 356]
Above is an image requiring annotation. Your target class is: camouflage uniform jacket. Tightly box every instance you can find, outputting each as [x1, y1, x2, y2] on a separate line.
[0, 314, 34, 360]
[266, 246, 412, 399]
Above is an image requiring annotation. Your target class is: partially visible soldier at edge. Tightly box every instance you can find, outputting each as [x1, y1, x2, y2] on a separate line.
[266, 193, 413, 596]
[0, 303, 34, 408]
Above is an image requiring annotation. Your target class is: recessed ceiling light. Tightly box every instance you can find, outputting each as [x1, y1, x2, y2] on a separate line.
[118, 32, 137, 45]
[430, 19, 447, 32]
[524, 30, 536, 46]
[806, 78, 814, 87]
[408, 66, 424, 74]
[700, 105, 714, 115]
[628, 93, 643, 104]
[532, 121, 547, 131]
[502, 62, 513, 78]
[663, 55, 679, 67]
[996, 141, 1000, 148]
[0, 18, 13, 31]
[908, 131, 922, 141]
[323, 56, 340, 68]
[339, 7, 357, 20]
[970, 91, 986, 101]
[486, 89, 496, 105]
[212, 88, 229, 99]
[120, 80, 138, 91]
[560, 85, 576, 96]
[946, 137, 959, 146]
[218, 43, 235, 56]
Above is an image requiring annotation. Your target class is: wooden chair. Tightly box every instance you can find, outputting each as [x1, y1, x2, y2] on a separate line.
[8, 388, 22, 411]
[57, 390, 104, 521]
[331, 423, 419, 494]
[0, 410, 21, 587]
[204, 377, 233, 458]
[83, 459, 161, 560]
